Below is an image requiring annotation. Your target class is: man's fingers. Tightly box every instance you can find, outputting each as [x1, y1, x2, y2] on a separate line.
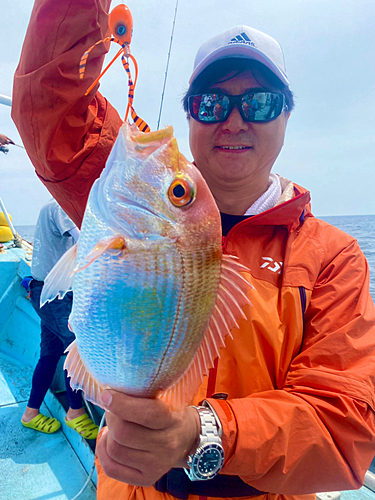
[101, 389, 173, 430]
[105, 410, 156, 449]
[0, 134, 15, 145]
[105, 432, 154, 469]
[96, 394, 201, 485]
[97, 428, 160, 487]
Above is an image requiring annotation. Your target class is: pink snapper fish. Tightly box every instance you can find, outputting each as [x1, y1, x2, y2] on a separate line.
[41, 123, 252, 409]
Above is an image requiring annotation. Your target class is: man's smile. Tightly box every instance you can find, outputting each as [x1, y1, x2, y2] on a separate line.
[215, 145, 253, 151]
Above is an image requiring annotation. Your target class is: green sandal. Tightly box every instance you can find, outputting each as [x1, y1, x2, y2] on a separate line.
[65, 413, 99, 439]
[21, 413, 61, 434]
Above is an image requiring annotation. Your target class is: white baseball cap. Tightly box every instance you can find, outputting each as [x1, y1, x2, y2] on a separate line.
[189, 25, 289, 86]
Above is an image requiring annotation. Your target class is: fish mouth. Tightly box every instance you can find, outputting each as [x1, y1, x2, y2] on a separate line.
[131, 125, 174, 145]
[130, 125, 175, 158]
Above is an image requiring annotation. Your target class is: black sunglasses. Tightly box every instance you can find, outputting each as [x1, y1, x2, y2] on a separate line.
[188, 90, 287, 124]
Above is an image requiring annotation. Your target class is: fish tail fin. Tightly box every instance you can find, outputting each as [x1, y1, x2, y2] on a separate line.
[40, 244, 78, 307]
[160, 254, 253, 410]
[64, 341, 107, 408]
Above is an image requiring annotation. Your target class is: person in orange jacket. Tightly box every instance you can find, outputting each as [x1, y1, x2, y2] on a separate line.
[12, 1, 375, 500]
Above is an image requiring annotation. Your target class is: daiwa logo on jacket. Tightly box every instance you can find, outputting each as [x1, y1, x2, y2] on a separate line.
[260, 257, 283, 274]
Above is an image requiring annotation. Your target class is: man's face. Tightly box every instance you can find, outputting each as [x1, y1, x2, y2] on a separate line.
[189, 70, 290, 191]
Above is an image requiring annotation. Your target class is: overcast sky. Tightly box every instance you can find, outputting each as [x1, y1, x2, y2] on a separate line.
[0, 0, 374, 225]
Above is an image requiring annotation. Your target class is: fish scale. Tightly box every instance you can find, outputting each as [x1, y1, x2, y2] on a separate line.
[72, 252, 184, 395]
[41, 123, 253, 408]
[149, 246, 222, 392]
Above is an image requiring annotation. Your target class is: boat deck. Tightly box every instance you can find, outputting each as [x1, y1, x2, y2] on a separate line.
[0, 241, 97, 500]
[0, 352, 97, 499]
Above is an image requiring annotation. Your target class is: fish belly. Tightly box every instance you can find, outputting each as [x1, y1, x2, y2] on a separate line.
[70, 237, 221, 398]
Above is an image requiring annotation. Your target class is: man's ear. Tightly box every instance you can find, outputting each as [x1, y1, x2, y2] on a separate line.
[285, 111, 291, 124]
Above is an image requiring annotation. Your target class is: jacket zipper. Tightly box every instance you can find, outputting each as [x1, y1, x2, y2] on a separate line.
[299, 286, 306, 335]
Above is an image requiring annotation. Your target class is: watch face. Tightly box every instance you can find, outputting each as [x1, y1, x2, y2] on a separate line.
[193, 443, 225, 479]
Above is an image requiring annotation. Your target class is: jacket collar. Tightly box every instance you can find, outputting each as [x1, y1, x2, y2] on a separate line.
[224, 179, 312, 237]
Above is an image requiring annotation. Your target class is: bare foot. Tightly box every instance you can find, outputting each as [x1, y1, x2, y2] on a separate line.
[66, 407, 86, 422]
[22, 407, 40, 423]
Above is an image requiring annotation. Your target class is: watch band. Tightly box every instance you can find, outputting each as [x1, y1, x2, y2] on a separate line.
[202, 399, 223, 437]
[184, 405, 224, 481]
[192, 406, 222, 446]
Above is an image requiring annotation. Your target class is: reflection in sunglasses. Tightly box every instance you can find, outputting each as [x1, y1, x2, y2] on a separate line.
[189, 91, 285, 124]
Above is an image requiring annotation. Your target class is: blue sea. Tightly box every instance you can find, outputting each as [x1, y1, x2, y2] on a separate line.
[15, 215, 375, 302]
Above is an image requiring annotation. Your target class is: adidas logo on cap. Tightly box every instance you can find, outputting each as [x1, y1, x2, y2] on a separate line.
[189, 25, 290, 86]
[228, 32, 256, 48]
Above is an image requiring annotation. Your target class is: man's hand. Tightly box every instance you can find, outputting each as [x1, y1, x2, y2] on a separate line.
[96, 390, 201, 487]
[0, 134, 15, 146]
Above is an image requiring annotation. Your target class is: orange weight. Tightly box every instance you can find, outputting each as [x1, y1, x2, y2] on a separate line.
[108, 4, 133, 45]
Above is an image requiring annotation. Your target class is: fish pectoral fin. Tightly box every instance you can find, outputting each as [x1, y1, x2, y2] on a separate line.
[64, 340, 107, 407]
[40, 244, 78, 307]
[74, 235, 127, 273]
[160, 254, 253, 410]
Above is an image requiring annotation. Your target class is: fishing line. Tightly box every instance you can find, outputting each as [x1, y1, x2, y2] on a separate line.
[71, 4, 181, 497]
[69, 403, 106, 500]
[156, 0, 179, 130]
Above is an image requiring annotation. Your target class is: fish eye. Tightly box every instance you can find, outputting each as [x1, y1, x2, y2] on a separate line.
[168, 177, 196, 207]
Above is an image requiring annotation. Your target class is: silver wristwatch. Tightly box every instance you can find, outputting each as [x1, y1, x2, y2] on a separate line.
[184, 401, 225, 481]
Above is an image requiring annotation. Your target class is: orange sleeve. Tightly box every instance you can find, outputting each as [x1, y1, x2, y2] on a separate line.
[208, 238, 375, 494]
[12, 0, 123, 227]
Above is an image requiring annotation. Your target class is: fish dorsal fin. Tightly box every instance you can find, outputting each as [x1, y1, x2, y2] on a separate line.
[160, 254, 253, 410]
[40, 244, 78, 307]
[64, 340, 108, 408]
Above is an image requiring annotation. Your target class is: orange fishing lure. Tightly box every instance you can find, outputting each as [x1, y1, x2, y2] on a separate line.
[79, 4, 150, 132]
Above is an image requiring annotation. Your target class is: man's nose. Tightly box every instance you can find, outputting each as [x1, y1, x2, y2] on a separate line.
[221, 105, 248, 133]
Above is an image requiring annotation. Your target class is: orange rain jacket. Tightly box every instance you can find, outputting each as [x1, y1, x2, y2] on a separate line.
[12, 2, 375, 500]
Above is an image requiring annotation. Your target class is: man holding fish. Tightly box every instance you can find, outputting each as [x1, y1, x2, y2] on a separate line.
[12, 1, 375, 500]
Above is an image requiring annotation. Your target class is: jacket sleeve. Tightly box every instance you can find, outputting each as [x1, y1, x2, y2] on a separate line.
[12, 0, 123, 227]
[208, 236, 375, 495]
